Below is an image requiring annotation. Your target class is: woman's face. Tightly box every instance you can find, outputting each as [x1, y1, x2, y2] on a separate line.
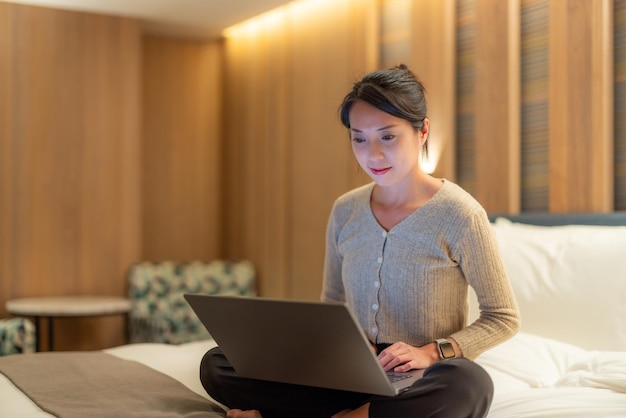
[348, 100, 427, 188]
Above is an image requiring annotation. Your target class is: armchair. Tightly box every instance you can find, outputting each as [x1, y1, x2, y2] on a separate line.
[128, 260, 256, 344]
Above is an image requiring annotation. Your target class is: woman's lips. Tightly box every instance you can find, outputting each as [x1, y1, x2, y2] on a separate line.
[370, 167, 391, 175]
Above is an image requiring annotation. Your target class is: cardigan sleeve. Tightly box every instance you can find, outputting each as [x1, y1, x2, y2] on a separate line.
[449, 210, 521, 359]
[321, 203, 346, 303]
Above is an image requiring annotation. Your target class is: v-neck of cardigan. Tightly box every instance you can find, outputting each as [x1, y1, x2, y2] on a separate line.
[366, 179, 448, 233]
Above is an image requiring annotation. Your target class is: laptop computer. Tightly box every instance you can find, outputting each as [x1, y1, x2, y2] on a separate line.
[184, 294, 424, 396]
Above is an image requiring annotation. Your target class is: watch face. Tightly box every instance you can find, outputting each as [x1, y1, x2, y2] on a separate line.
[439, 341, 455, 359]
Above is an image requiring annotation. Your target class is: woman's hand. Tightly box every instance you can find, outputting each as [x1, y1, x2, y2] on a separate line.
[377, 341, 438, 372]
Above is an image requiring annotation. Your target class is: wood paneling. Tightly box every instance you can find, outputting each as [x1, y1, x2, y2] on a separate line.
[549, 0, 614, 212]
[222, 12, 292, 298]
[288, 1, 376, 300]
[379, 0, 456, 179]
[222, 0, 376, 300]
[141, 37, 223, 261]
[457, 0, 618, 214]
[0, 3, 13, 309]
[520, 0, 550, 211]
[616, 0, 626, 210]
[456, 0, 477, 195]
[0, 3, 141, 350]
[474, 0, 521, 213]
[410, 0, 457, 181]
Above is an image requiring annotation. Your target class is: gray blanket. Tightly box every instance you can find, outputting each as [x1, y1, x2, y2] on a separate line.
[0, 351, 225, 417]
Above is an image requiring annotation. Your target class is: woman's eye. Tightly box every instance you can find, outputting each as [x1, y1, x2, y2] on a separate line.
[382, 134, 395, 141]
[351, 137, 365, 143]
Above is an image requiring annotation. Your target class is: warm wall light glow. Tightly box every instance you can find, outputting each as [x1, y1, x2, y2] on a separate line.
[223, 0, 306, 38]
[421, 134, 443, 174]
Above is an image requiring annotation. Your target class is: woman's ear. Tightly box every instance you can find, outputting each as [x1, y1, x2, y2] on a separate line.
[419, 118, 430, 143]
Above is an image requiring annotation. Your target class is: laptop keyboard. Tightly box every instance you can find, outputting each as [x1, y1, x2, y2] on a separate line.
[386, 372, 414, 383]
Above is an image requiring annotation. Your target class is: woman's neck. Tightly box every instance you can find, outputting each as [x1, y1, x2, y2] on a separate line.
[371, 171, 441, 209]
[370, 172, 443, 231]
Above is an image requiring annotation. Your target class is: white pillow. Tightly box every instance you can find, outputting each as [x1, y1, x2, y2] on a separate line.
[485, 218, 626, 352]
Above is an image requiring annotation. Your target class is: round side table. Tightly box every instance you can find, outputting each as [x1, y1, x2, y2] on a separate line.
[6, 296, 131, 351]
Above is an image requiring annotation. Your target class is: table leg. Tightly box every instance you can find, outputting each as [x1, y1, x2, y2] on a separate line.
[34, 317, 42, 352]
[48, 317, 54, 351]
[124, 312, 130, 344]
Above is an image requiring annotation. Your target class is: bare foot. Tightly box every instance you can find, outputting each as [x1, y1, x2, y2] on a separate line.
[226, 409, 262, 418]
[332, 403, 370, 418]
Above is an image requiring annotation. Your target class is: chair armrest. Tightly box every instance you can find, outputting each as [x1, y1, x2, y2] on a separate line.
[0, 318, 36, 355]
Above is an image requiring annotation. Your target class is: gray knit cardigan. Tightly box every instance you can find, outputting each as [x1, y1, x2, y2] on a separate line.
[322, 180, 520, 360]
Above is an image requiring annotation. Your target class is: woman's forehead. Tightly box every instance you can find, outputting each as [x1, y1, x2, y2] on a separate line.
[348, 100, 410, 130]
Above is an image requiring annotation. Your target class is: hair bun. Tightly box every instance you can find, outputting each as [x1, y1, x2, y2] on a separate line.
[394, 64, 417, 81]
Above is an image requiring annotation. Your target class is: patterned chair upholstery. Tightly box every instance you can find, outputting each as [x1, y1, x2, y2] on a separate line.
[0, 318, 36, 356]
[128, 260, 256, 344]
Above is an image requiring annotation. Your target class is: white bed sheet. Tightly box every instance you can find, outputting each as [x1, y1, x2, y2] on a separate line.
[474, 333, 626, 417]
[2, 334, 625, 417]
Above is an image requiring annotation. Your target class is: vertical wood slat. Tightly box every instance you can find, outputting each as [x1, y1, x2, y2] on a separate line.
[549, 0, 614, 212]
[0, 4, 141, 349]
[616, 0, 626, 210]
[409, 0, 457, 181]
[474, 0, 521, 213]
[141, 37, 223, 261]
[520, 0, 550, 212]
[455, 0, 477, 195]
[0, 3, 13, 309]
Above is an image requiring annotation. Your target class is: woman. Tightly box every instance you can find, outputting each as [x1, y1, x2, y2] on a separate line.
[200, 64, 520, 418]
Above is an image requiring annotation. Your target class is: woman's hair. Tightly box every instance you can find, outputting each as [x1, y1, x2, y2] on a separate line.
[339, 64, 429, 154]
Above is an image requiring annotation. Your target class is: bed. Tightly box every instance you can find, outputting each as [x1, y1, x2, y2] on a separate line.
[2, 213, 626, 417]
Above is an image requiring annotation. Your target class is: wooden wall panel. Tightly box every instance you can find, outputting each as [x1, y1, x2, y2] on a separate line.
[456, 0, 477, 195]
[222, 15, 285, 298]
[616, 0, 626, 210]
[457, 0, 618, 214]
[520, 0, 550, 211]
[288, 0, 377, 300]
[223, 14, 292, 298]
[474, 0, 521, 213]
[0, 4, 141, 350]
[379, 0, 456, 179]
[223, 0, 376, 301]
[549, 0, 614, 212]
[410, 0, 457, 181]
[142, 37, 223, 261]
[0, 3, 13, 309]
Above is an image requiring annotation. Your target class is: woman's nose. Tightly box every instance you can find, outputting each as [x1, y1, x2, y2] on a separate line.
[368, 141, 384, 159]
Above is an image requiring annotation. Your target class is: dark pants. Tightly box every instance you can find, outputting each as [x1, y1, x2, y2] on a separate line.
[200, 347, 493, 418]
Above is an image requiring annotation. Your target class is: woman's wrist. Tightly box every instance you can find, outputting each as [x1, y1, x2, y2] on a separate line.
[426, 337, 462, 365]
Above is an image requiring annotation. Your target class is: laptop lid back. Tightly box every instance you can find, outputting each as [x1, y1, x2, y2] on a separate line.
[184, 294, 413, 396]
